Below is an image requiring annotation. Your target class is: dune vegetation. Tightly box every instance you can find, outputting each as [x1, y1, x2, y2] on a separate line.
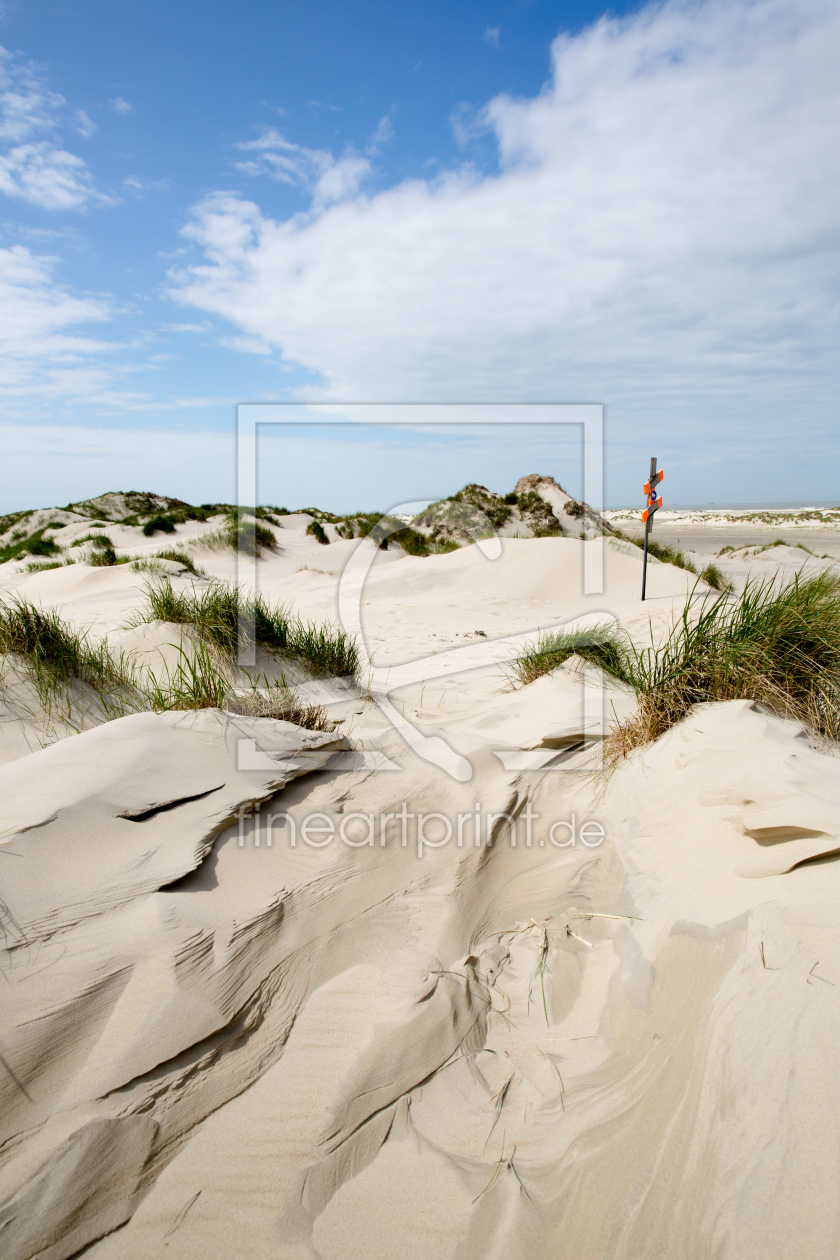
[5, 477, 840, 1260]
[611, 571, 840, 756]
[0, 526, 62, 566]
[138, 637, 335, 730]
[0, 598, 135, 709]
[0, 482, 722, 584]
[608, 524, 698, 574]
[0, 577, 356, 731]
[137, 579, 359, 678]
[151, 547, 205, 574]
[199, 511, 278, 557]
[506, 624, 629, 688]
[508, 572, 840, 756]
[142, 516, 176, 536]
[698, 562, 731, 591]
[306, 519, 330, 545]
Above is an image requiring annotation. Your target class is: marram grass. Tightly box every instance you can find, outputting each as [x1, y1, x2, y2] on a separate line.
[698, 562, 731, 592]
[0, 595, 339, 731]
[197, 512, 277, 557]
[506, 624, 630, 689]
[137, 579, 359, 678]
[0, 597, 135, 709]
[153, 548, 205, 575]
[610, 571, 840, 758]
[507, 572, 840, 757]
[138, 580, 288, 658]
[144, 640, 337, 728]
[609, 526, 697, 575]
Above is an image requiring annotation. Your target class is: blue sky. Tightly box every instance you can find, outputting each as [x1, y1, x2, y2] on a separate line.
[1, 0, 838, 511]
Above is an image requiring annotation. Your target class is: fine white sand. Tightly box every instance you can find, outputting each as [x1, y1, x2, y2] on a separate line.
[2, 508, 840, 1260]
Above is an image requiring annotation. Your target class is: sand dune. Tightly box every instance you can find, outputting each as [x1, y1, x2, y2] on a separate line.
[2, 499, 840, 1259]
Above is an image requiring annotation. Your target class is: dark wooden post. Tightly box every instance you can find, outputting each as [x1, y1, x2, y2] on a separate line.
[641, 455, 657, 601]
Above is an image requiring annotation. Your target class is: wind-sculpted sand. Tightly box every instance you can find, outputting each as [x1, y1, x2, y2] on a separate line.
[1, 503, 839, 1259]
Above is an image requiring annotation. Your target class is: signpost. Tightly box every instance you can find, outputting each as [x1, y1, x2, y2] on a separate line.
[641, 457, 663, 601]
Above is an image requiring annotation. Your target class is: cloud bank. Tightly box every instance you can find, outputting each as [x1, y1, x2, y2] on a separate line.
[0, 245, 116, 400]
[171, 0, 840, 489]
[234, 127, 372, 208]
[0, 46, 108, 209]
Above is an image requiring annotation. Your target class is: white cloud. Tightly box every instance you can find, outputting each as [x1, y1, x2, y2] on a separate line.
[219, 333, 273, 355]
[0, 244, 118, 401]
[5, 223, 81, 242]
[368, 113, 394, 151]
[483, 26, 500, 48]
[0, 212, 226, 440]
[0, 141, 107, 209]
[0, 46, 109, 208]
[449, 101, 483, 147]
[170, 0, 840, 494]
[311, 154, 370, 206]
[0, 55, 63, 143]
[233, 126, 371, 206]
[76, 109, 96, 137]
[123, 175, 170, 195]
[110, 96, 132, 114]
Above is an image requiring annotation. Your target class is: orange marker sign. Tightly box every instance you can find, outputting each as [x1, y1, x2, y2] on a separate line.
[641, 458, 662, 600]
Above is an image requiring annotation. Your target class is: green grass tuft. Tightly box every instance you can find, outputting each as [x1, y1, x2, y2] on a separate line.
[610, 526, 697, 574]
[71, 533, 113, 548]
[610, 571, 840, 759]
[287, 618, 359, 676]
[89, 546, 117, 566]
[0, 597, 133, 706]
[505, 573, 840, 757]
[646, 538, 697, 573]
[154, 548, 204, 575]
[136, 579, 358, 677]
[143, 638, 230, 710]
[126, 557, 165, 572]
[507, 624, 630, 688]
[699, 563, 732, 592]
[143, 516, 176, 536]
[199, 513, 276, 557]
[140, 580, 287, 656]
[395, 527, 431, 556]
[0, 527, 61, 565]
[144, 645, 338, 728]
[256, 506, 288, 526]
[231, 514, 277, 555]
[0, 595, 339, 731]
[306, 520, 330, 545]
